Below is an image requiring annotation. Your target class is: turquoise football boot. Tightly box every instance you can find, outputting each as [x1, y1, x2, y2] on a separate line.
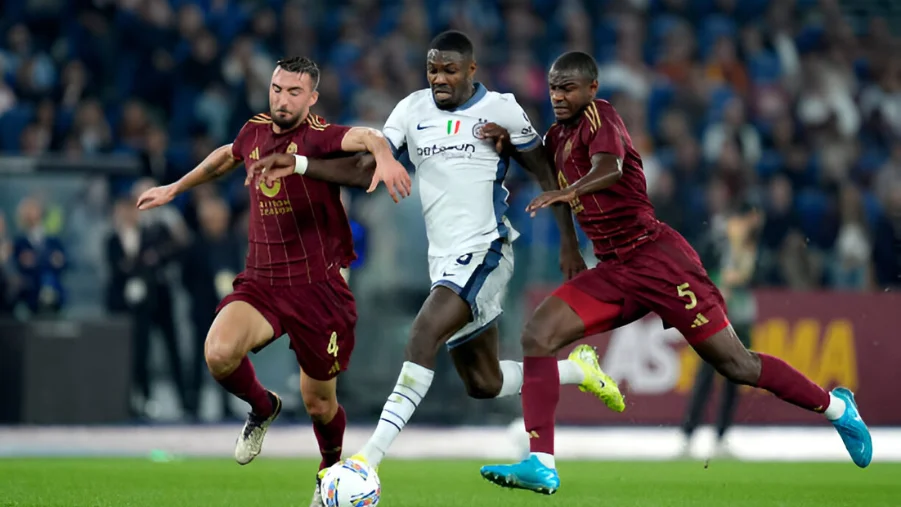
[830, 387, 873, 468]
[480, 455, 560, 495]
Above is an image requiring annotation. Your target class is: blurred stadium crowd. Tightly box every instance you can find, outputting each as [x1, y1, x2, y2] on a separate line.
[0, 0, 900, 417]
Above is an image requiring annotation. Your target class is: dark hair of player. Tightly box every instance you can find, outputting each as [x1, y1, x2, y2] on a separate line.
[276, 56, 320, 90]
[550, 51, 599, 82]
[429, 31, 474, 60]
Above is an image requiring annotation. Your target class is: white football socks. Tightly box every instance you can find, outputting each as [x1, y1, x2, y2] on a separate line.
[823, 392, 847, 421]
[531, 452, 557, 469]
[496, 360, 585, 398]
[557, 359, 586, 385]
[360, 361, 434, 467]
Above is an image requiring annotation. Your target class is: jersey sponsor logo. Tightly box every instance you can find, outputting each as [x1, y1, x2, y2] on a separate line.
[472, 118, 487, 138]
[416, 122, 435, 130]
[446, 119, 461, 135]
[416, 143, 475, 159]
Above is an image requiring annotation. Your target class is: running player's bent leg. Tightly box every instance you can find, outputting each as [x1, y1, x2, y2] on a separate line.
[300, 372, 346, 471]
[358, 286, 465, 467]
[205, 300, 277, 418]
[692, 326, 872, 467]
[448, 325, 588, 399]
[449, 325, 504, 399]
[479, 294, 621, 495]
[636, 226, 871, 467]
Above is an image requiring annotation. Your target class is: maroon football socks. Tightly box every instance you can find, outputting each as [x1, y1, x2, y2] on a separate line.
[314, 405, 347, 470]
[215, 357, 274, 418]
[522, 356, 561, 455]
[755, 353, 831, 412]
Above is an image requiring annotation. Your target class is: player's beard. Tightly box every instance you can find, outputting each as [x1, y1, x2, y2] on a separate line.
[271, 109, 305, 130]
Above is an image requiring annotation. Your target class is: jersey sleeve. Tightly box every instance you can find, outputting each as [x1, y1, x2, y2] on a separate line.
[585, 102, 626, 160]
[305, 115, 352, 156]
[494, 94, 540, 151]
[231, 121, 254, 161]
[382, 96, 410, 158]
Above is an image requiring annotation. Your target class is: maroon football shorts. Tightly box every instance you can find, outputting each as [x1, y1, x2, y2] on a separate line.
[216, 271, 357, 381]
[552, 224, 728, 345]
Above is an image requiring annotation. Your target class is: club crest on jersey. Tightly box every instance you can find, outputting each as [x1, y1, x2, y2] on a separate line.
[259, 178, 282, 198]
[472, 118, 487, 138]
[286, 142, 297, 154]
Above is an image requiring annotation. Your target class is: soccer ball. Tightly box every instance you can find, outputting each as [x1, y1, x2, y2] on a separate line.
[319, 458, 381, 507]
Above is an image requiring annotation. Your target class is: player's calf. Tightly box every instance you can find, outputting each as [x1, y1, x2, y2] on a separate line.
[204, 305, 276, 419]
[459, 369, 503, 399]
[301, 373, 346, 471]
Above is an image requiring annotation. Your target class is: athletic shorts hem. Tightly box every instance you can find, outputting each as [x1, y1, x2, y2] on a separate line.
[683, 319, 730, 346]
[446, 315, 500, 350]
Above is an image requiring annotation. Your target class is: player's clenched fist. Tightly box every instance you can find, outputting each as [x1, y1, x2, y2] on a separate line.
[136, 184, 177, 210]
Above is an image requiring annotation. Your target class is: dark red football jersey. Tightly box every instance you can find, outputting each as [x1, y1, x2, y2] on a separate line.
[545, 99, 658, 257]
[231, 113, 354, 286]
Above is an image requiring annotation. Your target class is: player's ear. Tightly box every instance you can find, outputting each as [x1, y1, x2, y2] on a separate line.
[309, 90, 319, 108]
[589, 79, 599, 97]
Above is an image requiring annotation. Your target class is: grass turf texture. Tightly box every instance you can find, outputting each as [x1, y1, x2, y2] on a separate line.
[1, 458, 898, 507]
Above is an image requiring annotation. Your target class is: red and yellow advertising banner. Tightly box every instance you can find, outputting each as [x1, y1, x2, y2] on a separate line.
[524, 289, 901, 426]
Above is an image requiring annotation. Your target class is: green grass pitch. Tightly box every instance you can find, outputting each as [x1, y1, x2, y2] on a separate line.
[1, 458, 898, 506]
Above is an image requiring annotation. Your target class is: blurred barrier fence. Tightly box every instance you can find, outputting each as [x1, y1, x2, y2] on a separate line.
[0, 318, 133, 424]
[532, 289, 901, 426]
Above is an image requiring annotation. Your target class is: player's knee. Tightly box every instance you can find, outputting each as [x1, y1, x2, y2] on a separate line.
[404, 332, 441, 367]
[302, 391, 338, 424]
[712, 350, 760, 386]
[520, 318, 558, 356]
[463, 374, 501, 399]
[204, 332, 245, 377]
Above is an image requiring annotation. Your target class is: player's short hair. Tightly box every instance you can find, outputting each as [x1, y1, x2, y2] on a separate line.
[551, 51, 599, 82]
[429, 31, 474, 59]
[276, 56, 320, 90]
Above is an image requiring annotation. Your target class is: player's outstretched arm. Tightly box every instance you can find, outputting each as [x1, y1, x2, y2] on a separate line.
[526, 153, 623, 213]
[481, 121, 585, 279]
[248, 153, 377, 189]
[339, 127, 412, 202]
[137, 144, 240, 210]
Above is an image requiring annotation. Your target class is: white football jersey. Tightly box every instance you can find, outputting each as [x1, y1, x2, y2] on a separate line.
[383, 84, 540, 257]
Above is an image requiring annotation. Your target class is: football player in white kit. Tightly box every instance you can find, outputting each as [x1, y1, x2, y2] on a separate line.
[248, 31, 624, 503]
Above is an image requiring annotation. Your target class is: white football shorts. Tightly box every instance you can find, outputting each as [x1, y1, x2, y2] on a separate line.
[428, 239, 514, 348]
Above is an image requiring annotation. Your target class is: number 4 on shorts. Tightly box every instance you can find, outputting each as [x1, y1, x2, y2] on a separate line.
[327, 331, 339, 357]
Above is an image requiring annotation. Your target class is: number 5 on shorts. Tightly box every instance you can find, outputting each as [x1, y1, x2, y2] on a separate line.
[327, 331, 339, 357]
[676, 283, 697, 310]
